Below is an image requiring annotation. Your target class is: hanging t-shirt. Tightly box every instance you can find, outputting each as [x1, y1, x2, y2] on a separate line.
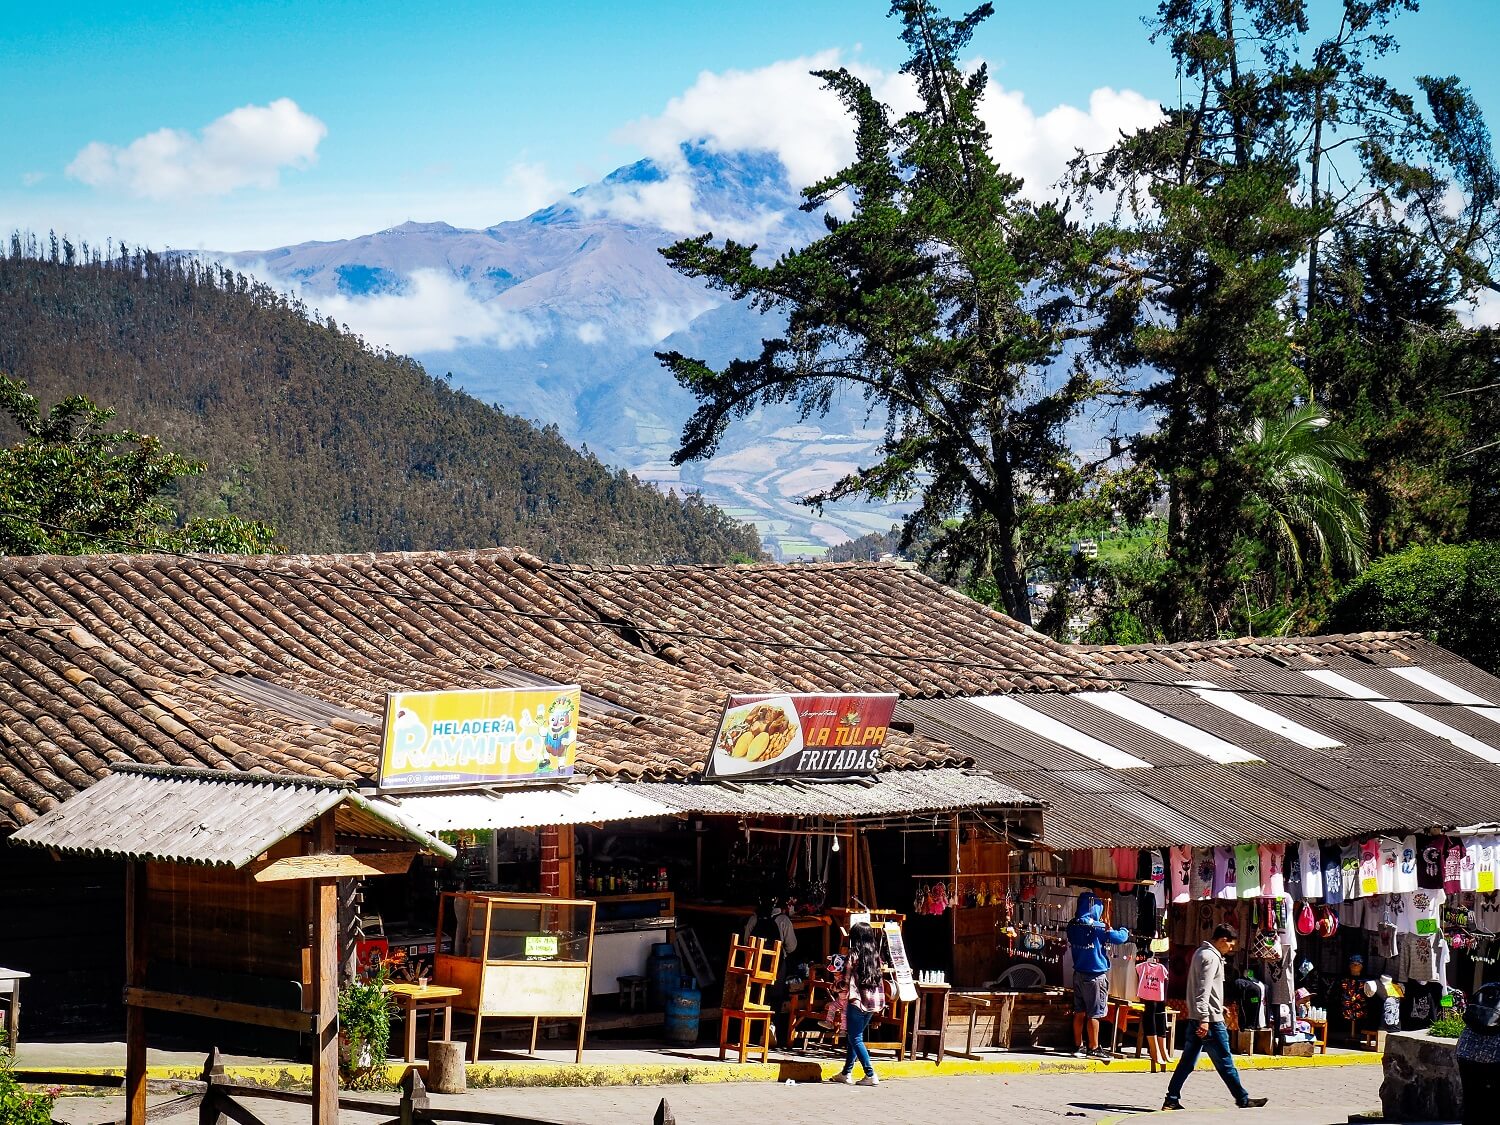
[1235, 843, 1261, 899]
[1445, 839, 1466, 895]
[1236, 976, 1267, 1028]
[1112, 848, 1139, 892]
[1322, 843, 1344, 905]
[1286, 843, 1303, 899]
[1343, 844, 1364, 899]
[1149, 849, 1167, 909]
[1215, 847, 1237, 900]
[1477, 835, 1499, 895]
[1260, 843, 1285, 898]
[1460, 838, 1480, 892]
[1359, 840, 1381, 897]
[1136, 959, 1169, 1002]
[1170, 845, 1193, 904]
[1191, 848, 1215, 901]
[1300, 840, 1324, 900]
[1403, 889, 1445, 936]
[1338, 896, 1367, 930]
[1475, 893, 1500, 934]
[1417, 835, 1446, 891]
[1394, 836, 1419, 894]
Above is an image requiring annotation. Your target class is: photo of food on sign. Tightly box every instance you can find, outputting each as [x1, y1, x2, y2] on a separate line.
[705, 693, 899, 779]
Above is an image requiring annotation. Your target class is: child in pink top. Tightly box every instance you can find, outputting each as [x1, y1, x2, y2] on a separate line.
[1136, 955, 1171, 1073]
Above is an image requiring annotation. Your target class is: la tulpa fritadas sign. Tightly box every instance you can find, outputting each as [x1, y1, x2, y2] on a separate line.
[378, 687, 581, 791]
[705, 692, 899, 779]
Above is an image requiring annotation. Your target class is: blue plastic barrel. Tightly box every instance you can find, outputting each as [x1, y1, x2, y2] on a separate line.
[647, 942, 681, 1010]
[664, 980, 701, 1045]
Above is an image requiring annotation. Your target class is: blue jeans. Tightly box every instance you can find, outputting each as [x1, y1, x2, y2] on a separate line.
[1166, 1021, 1250, 1105]
[842, 1004, 875, 1078]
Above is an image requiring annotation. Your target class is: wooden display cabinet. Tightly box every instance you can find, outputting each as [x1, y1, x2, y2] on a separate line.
[433, 891, 596, 1062]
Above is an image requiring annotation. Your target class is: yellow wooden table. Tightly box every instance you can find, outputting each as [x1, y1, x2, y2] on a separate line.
[387, 982, 463, 1062]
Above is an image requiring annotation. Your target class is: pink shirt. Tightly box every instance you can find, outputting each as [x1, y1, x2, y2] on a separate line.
[1136, 959, 1168, 1002]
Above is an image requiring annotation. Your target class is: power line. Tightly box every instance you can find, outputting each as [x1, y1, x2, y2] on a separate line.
[11, 518, 1500, 714]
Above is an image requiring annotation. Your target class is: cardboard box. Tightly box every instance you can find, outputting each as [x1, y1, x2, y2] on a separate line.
[1280, 1040, 1315, 1057]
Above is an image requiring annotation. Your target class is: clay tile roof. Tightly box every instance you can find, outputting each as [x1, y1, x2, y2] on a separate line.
[0, 550, 1082, 830]
[535, 559, 1113, 696]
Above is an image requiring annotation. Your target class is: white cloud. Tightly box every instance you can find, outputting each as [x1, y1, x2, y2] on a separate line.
[67, 98, 327, 200]
[574, 321, 605, 343]
[20, 171, 45, 187]
[1462, 287, 1500, 328]
[595, 53, 1163, 235]
[293, 268, 542, 354]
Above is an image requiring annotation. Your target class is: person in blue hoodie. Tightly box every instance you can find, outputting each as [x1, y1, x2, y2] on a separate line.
[1068, 891, 1129, 1059]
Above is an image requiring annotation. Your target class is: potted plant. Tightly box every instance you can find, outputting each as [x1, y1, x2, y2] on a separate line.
[338, 963, 395, 1089]
[0, 1048, 59, 1125]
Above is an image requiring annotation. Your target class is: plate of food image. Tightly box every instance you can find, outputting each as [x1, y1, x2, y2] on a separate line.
[712, 696, 804, 775]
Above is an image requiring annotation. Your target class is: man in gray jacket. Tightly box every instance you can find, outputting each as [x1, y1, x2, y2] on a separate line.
[1163, 924, 1268, 1111]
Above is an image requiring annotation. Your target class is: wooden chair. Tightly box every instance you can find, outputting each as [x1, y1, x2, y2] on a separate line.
[718, 936, 780, 1063]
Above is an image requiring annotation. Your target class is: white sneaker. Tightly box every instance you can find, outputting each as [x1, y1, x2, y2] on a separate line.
[857, 1075, 879, 1086]
[829, 1071, 855, 1084]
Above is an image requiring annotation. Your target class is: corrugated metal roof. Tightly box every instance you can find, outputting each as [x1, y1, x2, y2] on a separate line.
[9, 765, 454, 866]
[388, 784, 677, 832]
[620, 768, 1042, 819]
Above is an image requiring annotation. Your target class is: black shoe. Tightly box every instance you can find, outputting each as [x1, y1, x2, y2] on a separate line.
[1161, 1099, 1183, 1111]
[1238, 1097, 1268, 1109]
[1089, 1047, 1114, 1062]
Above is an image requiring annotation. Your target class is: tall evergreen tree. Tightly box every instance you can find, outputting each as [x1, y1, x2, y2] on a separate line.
[656, 1, 1102, 624]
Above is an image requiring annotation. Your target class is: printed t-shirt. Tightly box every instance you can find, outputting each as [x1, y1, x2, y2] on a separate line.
[1417, 835, 1445, 891]
[1322, 844, 1344, 905]
[1359, 840, 1381, 897]
[1235, 843, 1261, 899]
[1260, 843, 1285, 898]
[1191, 848, 1215, 901]
[1286, 844, 1303, 899]
[1149, 849, 1167, 908]
[1135, 959, 1168, 1002]
[1478, 835, 1499, 894]
[1378, 837, 1402, 895]
[1300, 840, 1324, 900]
[1342, 844, 1363, 900]
[1462, 838, 1482, 892]
[1170, 845, 1192, 904]
[1476, 893, 1500, 933]
[1403, 889, 1445, 936]
[1395, 835, 1419, 894]
[1337, 897, 1367, 930]
[1215, 847, 1237, 900]
[1446, 840, 1466, 895]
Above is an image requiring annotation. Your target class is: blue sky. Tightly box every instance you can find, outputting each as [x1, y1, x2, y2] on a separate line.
[3, 0, 1496, 250]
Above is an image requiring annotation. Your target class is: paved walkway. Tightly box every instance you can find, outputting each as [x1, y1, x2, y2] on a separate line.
[52, 1062, 1401, 1125]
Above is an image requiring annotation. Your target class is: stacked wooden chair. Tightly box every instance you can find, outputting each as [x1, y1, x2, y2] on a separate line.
[718, 936, 781, 1063]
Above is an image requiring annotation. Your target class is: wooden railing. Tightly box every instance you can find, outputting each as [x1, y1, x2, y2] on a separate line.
[15, 1050, 682, 1125]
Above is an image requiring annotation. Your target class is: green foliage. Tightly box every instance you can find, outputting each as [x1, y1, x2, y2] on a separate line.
[338, 964, 395, 1089]
[1427, 1013, 1465, 1039]
[1327, 541, 1500, 671]
[0, 1048, 58, 1125]
[657, 1, 1104, 623]
[0, 241, 764, 564]
[0, 373, 279, 555]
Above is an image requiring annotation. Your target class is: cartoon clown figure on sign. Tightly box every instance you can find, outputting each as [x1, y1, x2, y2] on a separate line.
[539, 693, 576, 772]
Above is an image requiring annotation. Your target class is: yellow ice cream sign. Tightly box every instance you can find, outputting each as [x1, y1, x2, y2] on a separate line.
[378, 687, 580, 791]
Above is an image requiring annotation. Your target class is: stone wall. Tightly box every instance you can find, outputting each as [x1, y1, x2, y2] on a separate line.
[1380, 1030, 1462, 1122]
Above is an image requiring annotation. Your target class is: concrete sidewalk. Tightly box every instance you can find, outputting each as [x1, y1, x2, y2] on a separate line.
[14, 1036, 1382, 1090]
[48, 1065, 1400, 1125]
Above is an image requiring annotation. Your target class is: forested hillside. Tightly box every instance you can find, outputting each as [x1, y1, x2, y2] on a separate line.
[0, 239, 763, 562]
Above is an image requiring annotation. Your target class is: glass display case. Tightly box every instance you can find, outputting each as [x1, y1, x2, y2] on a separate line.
[432, 891, 596, 1062]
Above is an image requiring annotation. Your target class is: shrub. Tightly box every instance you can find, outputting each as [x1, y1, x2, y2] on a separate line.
[0, 1048, 58, 1125]
[1428, 1013, 1465, 1039]
[1327, 541, 1500, 672]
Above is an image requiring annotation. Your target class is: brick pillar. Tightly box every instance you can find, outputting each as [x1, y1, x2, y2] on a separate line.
[540, 825, 560, 896]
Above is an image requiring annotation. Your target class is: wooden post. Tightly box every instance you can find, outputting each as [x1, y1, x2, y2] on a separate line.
[400, 1066, 430, 1125]
[198, 1048, 225, 1125]
[124, 860, 148, 1125]
[654, 1098, 677, 1125]
[949, 815, 960, 970]
[311, 813, 340, 1125]
[558, 824, 576, 897]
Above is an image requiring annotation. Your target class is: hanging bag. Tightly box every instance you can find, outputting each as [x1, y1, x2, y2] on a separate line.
[1296, 902, 1316, 936]
[1463, 982, 1500, 1034]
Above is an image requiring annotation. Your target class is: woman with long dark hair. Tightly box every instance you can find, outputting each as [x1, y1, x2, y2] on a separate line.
[830, 921, 885, 1086]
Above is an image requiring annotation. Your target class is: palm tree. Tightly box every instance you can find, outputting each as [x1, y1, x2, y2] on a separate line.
[1239, 403, 1368, 579]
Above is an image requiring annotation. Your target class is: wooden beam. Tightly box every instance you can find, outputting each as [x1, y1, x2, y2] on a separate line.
[124, 861, 148, 1125]
[122, 988, 317, 1033]
[250, 851, 416, 882]
[310, 812, 340, 1125]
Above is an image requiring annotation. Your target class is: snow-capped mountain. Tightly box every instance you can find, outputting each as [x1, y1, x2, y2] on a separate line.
[233, 147, 910, 558]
